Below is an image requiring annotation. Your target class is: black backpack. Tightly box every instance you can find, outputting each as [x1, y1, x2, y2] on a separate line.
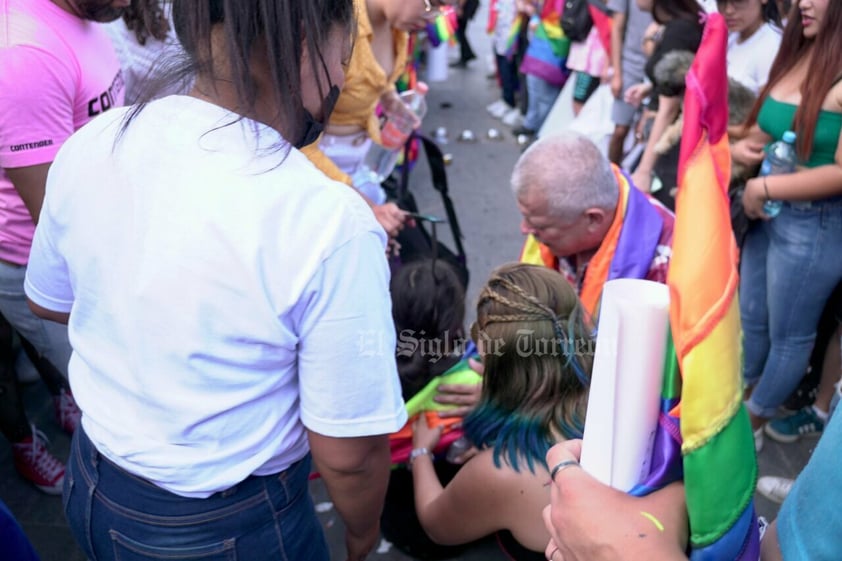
[561, 0, 609, 42]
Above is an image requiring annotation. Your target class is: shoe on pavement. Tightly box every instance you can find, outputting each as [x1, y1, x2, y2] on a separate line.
[765, 406, 825, 443]
[512, 125, 536, 137]
[486, 100, 509, 118]
[13, 426, 66, 495]
[754, 426, 763, 453]
[757, 476, 794, 504]
[54, 388, 81, 435]
[502, 107, 524, 127]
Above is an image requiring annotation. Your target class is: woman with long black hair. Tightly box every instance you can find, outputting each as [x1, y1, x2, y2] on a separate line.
[24, 1, 407, 560]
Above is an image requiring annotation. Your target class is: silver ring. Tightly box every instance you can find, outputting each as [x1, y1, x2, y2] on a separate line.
[549, 459, 579, 482]
[424, 0, 433, 12]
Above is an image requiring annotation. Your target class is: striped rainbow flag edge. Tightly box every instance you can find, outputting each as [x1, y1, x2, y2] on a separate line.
[668, 13, 760, 561]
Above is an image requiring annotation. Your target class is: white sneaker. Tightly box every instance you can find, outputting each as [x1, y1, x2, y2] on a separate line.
[757, 476, 793, 504]
[754, 427, 763, 453]
[502, 107, 524, 127]
[486, 100, 509, 119]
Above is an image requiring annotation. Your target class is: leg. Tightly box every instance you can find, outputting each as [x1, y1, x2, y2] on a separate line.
[609, 125, 630, 164]
[521, 75, 562, 132]
[747, 203, 842, 422]
[0, 313, 30, 443]
[496, 54, 518, 109]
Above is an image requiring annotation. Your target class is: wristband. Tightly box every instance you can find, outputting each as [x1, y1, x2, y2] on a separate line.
[409, 447, 432, 469]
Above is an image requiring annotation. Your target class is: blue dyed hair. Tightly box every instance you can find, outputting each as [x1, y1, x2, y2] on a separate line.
[463, 263, 593, 474]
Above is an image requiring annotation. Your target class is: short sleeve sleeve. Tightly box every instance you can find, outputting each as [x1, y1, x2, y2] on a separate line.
[296, 230, 407, 438]
[0, 46, 76, 169]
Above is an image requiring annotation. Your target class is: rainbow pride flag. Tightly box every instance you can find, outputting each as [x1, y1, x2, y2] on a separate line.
[502, 14, 524, 59]
[426, 6, 459, 48]
[668, 13, 759, 560]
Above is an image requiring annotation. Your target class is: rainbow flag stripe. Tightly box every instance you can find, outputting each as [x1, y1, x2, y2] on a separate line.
[668, 14, 759, 560]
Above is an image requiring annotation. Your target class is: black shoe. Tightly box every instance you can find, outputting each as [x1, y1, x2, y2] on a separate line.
[512, 126, 536, 136]
[449, 60, 469, 69]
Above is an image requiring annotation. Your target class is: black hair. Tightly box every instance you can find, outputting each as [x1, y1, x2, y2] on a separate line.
[651, 0, 703, 24]
[122, 0, 171, 45]
[762, 0, 782, 27]
[121, 0, 355, 151]
[391, 259, 466, 402]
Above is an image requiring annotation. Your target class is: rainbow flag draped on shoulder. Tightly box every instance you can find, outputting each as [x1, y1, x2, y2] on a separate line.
[668, 13, 759, 560]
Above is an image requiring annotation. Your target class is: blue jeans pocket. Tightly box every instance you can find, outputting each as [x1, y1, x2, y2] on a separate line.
[109, 530, 237, 561]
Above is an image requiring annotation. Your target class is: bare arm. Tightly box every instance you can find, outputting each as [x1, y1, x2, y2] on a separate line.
[27, 299, 70, 325]
[742, 126, 842, 219]
[6, 163, 51, 224]
[307, 431, 392, 561]
[610, 12, 627, 99]
[632, 95, 682, 192]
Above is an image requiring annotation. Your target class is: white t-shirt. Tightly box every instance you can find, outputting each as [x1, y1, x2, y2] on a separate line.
[25, 96, 407, 498]
[727, 23, 782, 95]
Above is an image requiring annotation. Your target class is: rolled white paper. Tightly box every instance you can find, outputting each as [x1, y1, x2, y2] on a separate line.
[425, 41, 449, 83]
[580, 279, 671, 492]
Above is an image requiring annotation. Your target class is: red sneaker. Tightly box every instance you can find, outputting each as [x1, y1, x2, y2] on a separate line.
[13, 426, 66, 495]
[54, 388, 81, 435]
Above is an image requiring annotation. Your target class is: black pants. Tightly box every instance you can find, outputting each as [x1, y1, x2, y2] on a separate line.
[455, 0, 480, 63]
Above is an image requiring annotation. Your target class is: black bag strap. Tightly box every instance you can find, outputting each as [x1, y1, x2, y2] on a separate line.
[399, 133, 467, 262]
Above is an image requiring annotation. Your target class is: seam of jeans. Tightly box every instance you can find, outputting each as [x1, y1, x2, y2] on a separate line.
[93, 488, 266, 527]
[108, 528, 237, 560]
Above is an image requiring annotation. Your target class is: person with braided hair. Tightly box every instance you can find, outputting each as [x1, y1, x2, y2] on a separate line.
[410, 262, 593, 560]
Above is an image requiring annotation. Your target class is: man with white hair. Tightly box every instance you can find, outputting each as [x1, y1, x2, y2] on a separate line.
[514, 132, 674, 318]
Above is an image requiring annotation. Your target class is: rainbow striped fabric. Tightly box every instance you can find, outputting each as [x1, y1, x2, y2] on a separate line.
[668, 13, 760, 560]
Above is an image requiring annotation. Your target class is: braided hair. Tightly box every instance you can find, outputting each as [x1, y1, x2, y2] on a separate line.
[464, 263, 593, 474]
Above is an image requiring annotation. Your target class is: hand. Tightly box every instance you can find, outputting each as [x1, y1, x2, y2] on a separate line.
[345, 525, 380, 561]
[624, 82, 651, 108]
[742, 176, 771, 220]
[611, 73, 623, 100]
[631, 168, 653, 193]
[731, 138, 765, 168]
[433, 382, 481, 417]
[412, 414, 444, 451]
[373, 202, 408, 238]
[543, 441, 689, 561]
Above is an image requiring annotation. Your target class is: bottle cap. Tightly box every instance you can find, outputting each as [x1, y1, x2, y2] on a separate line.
[783, 130, 796, 143]
[415, 81, 429, 95]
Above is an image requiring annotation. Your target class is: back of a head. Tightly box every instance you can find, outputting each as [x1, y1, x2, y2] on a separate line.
[652, 0, 703, 24]
[133, 0, 355, 148]
[464, 263, 593, 473]
[391, 259, 466, 401]
[511, 132, 617, 220]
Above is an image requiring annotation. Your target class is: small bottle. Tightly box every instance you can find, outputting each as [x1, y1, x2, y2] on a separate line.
[445, 435, 472, 463]
[352, 83, 429, 191]
[759, 130, 797, 218]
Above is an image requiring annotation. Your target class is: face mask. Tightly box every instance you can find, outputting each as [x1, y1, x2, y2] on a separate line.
[294, 85, 341, 149]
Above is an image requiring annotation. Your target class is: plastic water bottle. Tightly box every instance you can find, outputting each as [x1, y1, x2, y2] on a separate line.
[759, 130, 797, 218]
[352, 83, 429, 189]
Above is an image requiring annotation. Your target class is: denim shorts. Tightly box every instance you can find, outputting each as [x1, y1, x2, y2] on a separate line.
[64, 428, 329, 561]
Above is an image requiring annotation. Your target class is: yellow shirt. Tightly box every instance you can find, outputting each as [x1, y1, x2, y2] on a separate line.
[304, 0, 409, 186]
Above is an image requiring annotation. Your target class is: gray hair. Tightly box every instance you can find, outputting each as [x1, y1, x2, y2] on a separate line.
[511, 132, 618, 219]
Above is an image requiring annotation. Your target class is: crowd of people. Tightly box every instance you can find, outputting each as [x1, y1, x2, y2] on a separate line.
[0, 0, 840, 560]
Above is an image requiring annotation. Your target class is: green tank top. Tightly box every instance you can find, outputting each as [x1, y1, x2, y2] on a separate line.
[757, 96, 842, 168]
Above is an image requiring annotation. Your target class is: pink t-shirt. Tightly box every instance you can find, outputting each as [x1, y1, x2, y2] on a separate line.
[0, 0, 124, 265]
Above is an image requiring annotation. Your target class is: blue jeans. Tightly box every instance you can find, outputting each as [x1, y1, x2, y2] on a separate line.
[64, 428, 329, 561]
[523, 74, 561, 132]
[495, 54, 519, 108]
[741, 199, 842, 418]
